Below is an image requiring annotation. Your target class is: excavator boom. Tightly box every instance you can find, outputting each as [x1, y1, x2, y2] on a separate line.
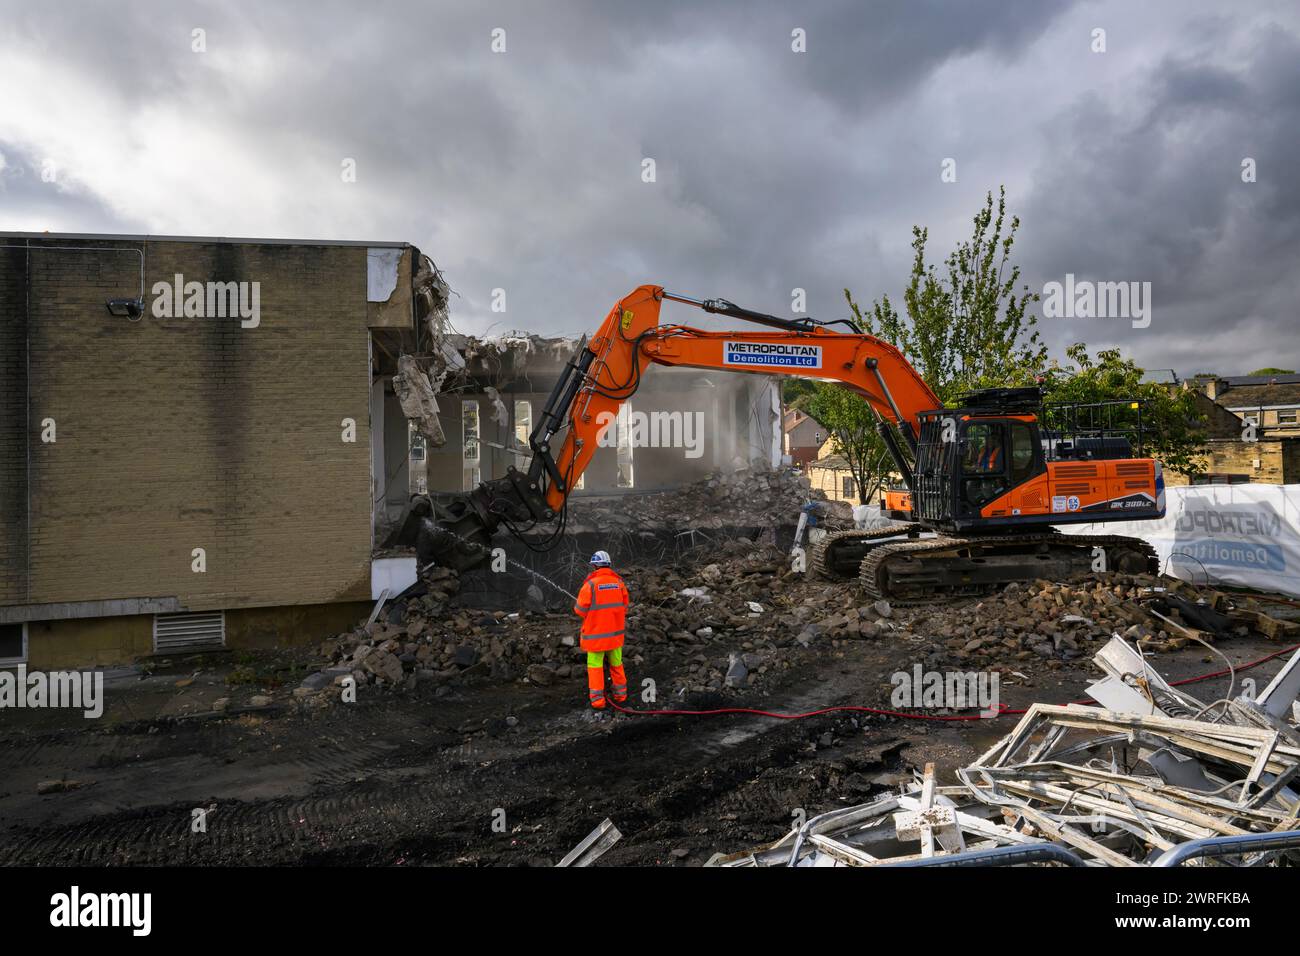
[541, 284, 940, 512]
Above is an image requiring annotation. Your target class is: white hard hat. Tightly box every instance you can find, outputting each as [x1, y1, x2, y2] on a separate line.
[589, 550, 612, 567]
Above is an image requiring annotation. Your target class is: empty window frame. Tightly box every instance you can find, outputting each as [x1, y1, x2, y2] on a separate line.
[0, 622, 27, 665]
[463, 400, 481, 490]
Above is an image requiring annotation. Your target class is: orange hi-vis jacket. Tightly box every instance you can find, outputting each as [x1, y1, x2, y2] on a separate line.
[573, 567, 630, 652]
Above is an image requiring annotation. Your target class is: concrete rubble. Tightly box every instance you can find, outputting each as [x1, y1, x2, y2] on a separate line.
[562, 467, 854, 535]
[907, 575, 1300, 679]
[392, 354, 446, 447]
[326, 477, 1300, 706]
[311, 535, 901, 701]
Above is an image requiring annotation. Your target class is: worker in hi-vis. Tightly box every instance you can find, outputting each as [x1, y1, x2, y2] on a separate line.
[573, 550, 630, 711]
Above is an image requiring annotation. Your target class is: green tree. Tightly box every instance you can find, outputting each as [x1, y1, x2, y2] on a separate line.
[807, 382, 890, 505]
[839, 187, 1207, 476]
[845, 186, 1045, 405]
[782, 377, 818, 411]
[1248, 367, 1295, 376]
[1041, 344, 1207, 478]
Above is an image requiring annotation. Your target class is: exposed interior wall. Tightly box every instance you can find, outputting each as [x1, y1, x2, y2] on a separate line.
[382, 387, 410, 513]
[418, 354, 783, 495]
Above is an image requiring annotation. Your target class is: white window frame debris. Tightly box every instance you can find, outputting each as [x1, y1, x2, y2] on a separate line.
[513, 400, 532, 464]
[616, 403, 634, 489]
[709, 638, 1300, 868]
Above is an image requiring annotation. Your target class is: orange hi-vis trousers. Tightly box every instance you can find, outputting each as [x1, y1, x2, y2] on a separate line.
[586, 647, 626, 709]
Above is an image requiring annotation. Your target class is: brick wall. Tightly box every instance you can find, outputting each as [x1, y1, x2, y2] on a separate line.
[1, 237, 377, 614]
[0, 246, 28, 603]
[1166, 439, 1285, 486]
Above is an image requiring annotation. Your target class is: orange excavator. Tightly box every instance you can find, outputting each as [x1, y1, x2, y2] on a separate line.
[396, 284, 1164, 602]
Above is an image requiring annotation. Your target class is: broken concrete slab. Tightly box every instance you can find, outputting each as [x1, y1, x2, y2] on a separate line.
[393, 354, 445, 447]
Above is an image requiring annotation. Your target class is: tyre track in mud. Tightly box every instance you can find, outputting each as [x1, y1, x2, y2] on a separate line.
[0, 667, 915, 866]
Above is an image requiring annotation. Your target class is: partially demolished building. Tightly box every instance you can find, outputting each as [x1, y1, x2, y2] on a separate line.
[388, 333, 782, 528]
[381, 324, 788, 609]
[0, 232, 785, 667]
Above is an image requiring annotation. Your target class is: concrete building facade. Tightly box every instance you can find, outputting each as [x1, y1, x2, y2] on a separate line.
[0, 232, 432, 668]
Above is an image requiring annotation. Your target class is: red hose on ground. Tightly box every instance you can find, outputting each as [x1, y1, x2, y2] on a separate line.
[604, 643, 1300, 722]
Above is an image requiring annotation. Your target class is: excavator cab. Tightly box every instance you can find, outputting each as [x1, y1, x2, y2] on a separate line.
[911, 388, 1037, 526]
[908, 387, 1163, 533]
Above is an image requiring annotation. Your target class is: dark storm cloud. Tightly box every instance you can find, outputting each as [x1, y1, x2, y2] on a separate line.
[1, 0, 1297, 376]
[1021, 18, 1300, 374]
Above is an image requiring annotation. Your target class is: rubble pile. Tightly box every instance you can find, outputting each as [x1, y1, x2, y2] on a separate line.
[712, 636, 1300, 867]
[623, 538, 896, 694]
[907, 574, 1300, 671]
[313, 566, 585, 695]
[307, 536, 898, 700]
[564, 468, 853, 534]
[304, 536, 1300, 709]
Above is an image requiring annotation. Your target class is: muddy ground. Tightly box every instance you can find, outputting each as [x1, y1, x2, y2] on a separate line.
[0, 568, 1289, 866]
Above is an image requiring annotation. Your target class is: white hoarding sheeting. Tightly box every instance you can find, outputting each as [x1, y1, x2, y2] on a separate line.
[1057, 483, 1300, 599]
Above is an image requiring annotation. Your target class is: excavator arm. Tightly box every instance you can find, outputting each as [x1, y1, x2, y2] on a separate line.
[395, 284, 941, 570]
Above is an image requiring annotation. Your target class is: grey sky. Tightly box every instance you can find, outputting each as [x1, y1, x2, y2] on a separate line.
[1, 0, 1296, 377]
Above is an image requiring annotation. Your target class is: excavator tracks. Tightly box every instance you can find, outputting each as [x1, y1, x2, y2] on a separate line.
[856, 531, 1159, 604]
[811, 524, 924, 580]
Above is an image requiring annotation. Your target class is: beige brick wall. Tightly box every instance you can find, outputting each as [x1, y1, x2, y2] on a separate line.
[808, 463, 859, 504]
[1167, 440, 1287, 486]
[2, 237, 378, 614]
[0, 246, 27, 603]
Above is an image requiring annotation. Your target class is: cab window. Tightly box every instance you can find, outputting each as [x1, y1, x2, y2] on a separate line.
[1009, 421, 1036, 483]
[962, 423, 1004, 474]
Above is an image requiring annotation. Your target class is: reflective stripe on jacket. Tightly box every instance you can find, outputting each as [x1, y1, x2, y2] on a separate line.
[573, 568, 630, 652]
